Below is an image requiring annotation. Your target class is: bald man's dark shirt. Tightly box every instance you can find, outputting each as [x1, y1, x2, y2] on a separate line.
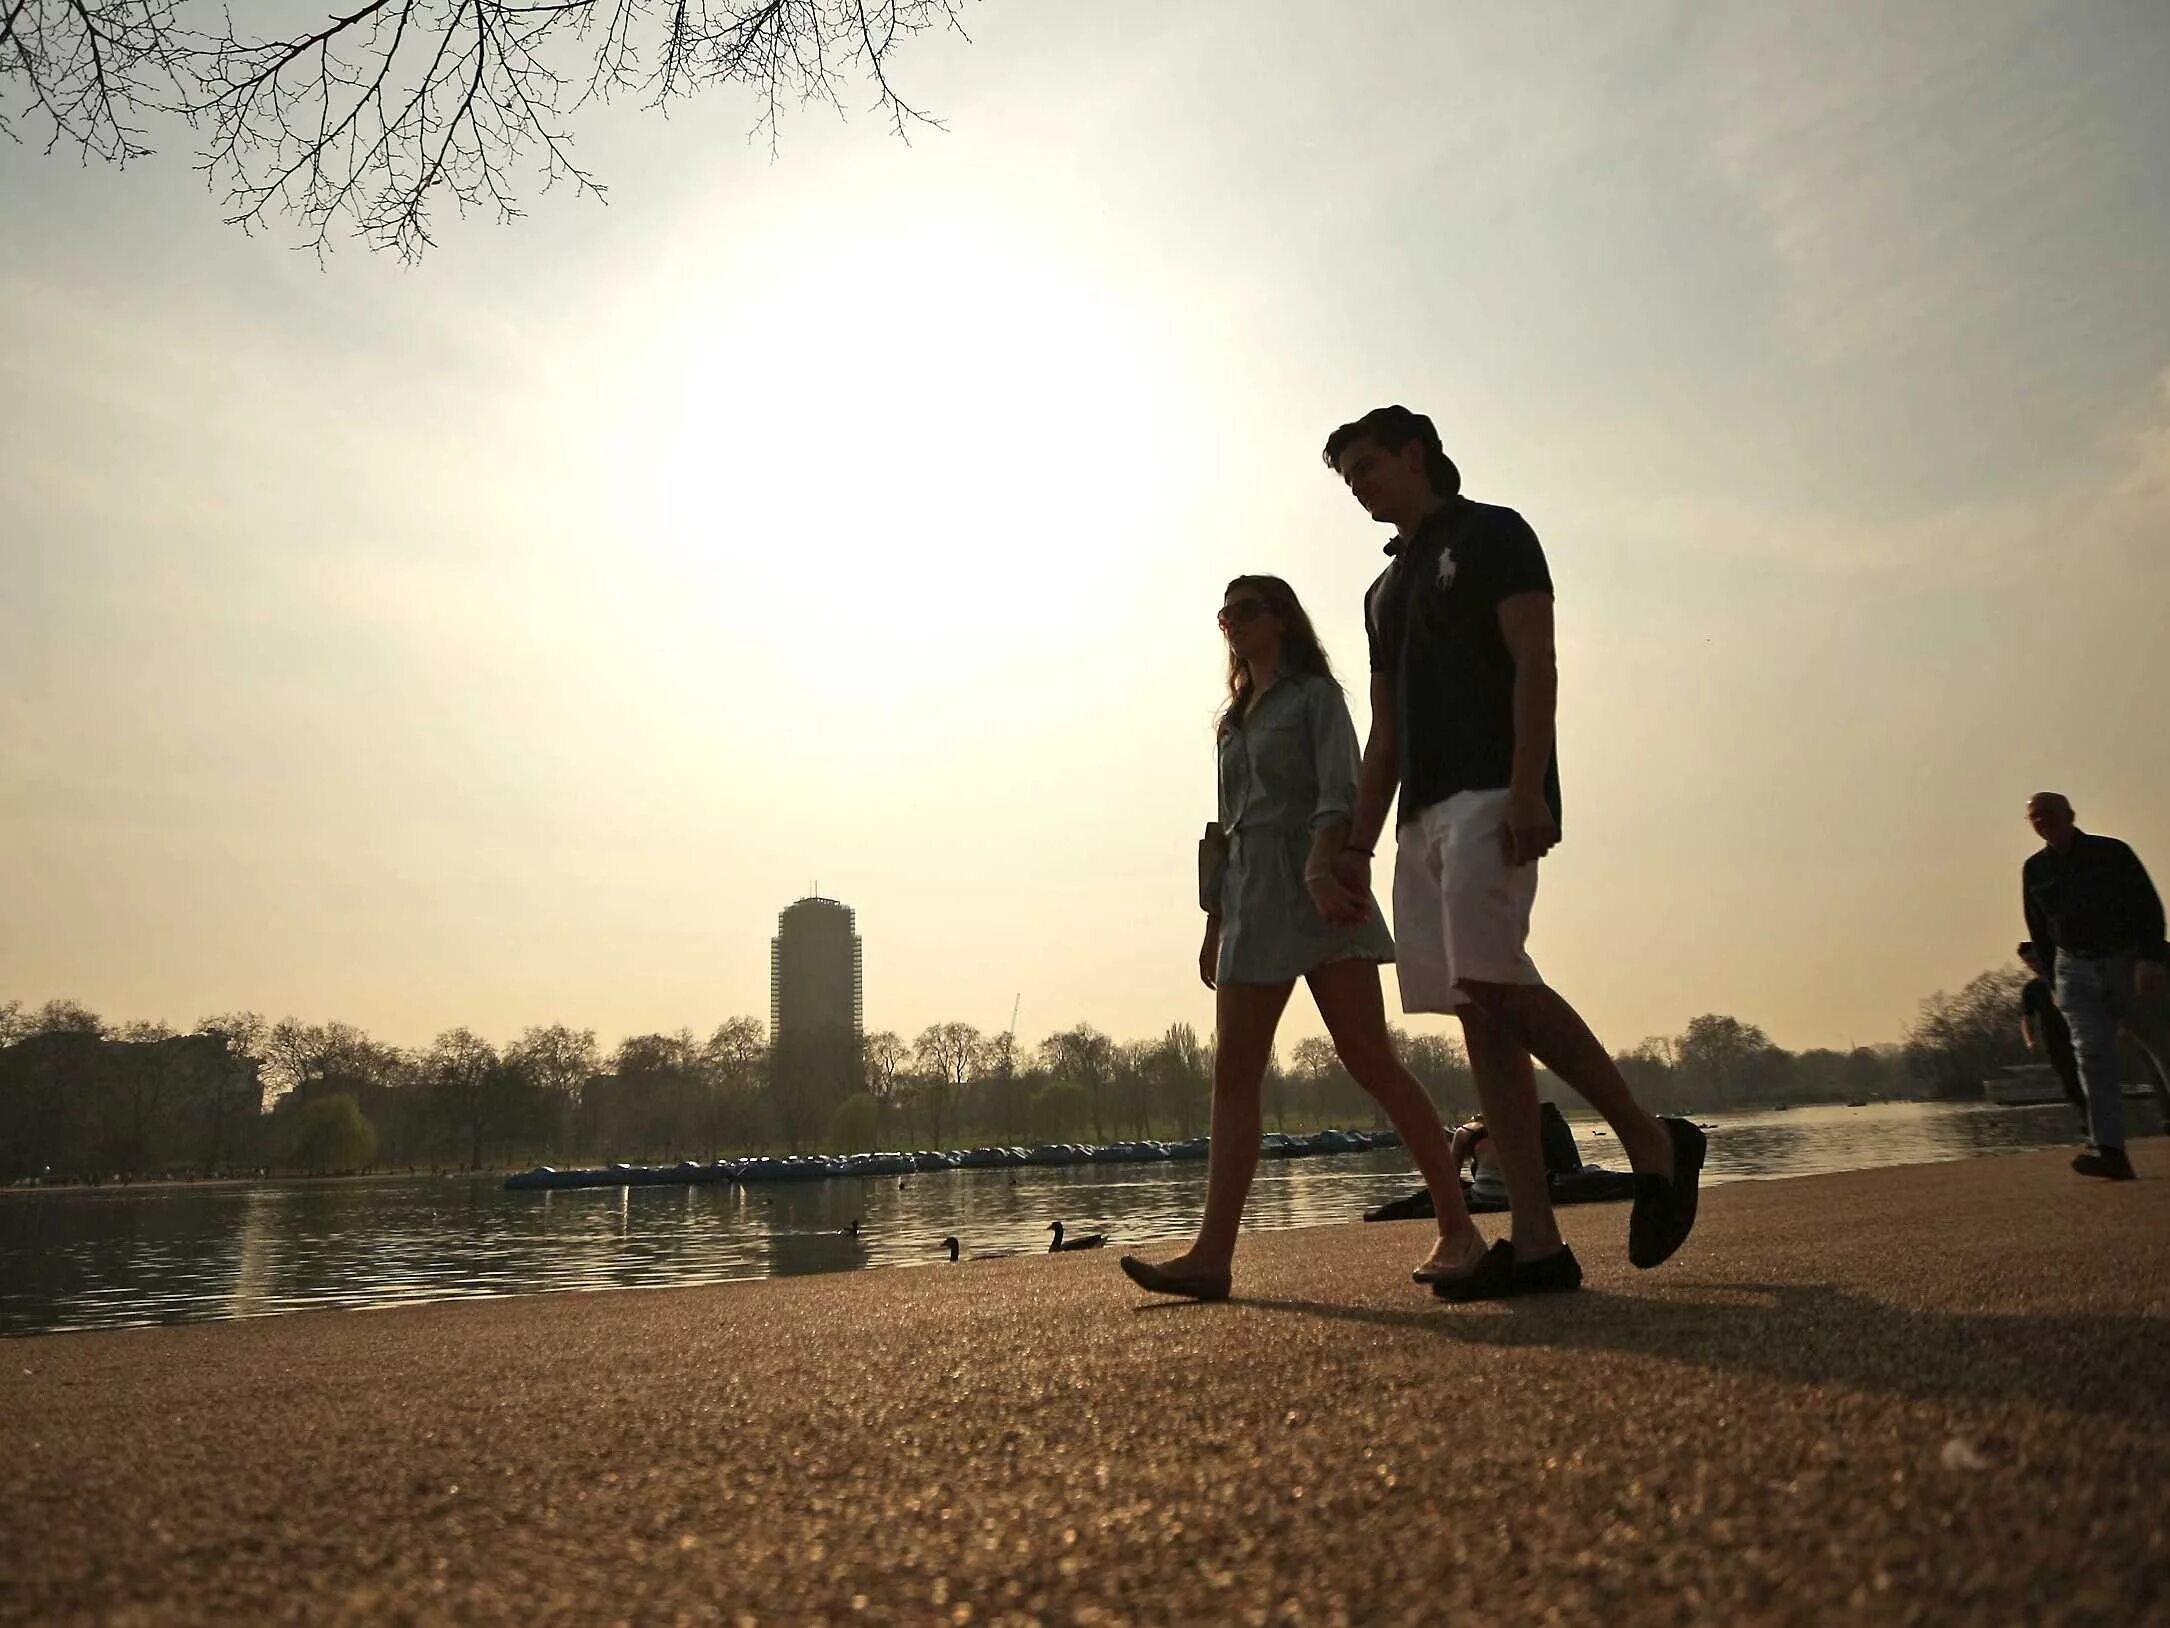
[2022, 833, 2167, 974]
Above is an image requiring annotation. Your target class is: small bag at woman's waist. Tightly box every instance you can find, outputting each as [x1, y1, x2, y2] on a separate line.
[1198, 822, 1229, 913]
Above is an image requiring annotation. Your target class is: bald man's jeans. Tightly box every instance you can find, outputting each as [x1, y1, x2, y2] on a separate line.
[2054, 952, 2170, 1152]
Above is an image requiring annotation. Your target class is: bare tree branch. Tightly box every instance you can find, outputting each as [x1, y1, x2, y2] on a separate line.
[2, 0, 970, 259]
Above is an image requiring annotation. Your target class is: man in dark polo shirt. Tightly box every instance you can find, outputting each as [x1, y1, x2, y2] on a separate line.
[2021, 791, 2170, 1180]
[1320, 405, 1704, 1300]
[2016, 942, 2084, 1128]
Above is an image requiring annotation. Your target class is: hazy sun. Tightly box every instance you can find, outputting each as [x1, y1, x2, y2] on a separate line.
[612, 210, 1186, 714]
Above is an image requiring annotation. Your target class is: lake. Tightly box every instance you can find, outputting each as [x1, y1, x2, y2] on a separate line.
[3, 1098, 2149, 1336]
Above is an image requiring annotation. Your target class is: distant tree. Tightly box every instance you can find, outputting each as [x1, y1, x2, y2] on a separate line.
[1905, 968, 2031, 1096]
[1156, 1022, 1212, 1140]
[427, 1027, 501, 1169]
[183, 1021, 268, 1170]
[29, 998, 104, 1037]
[702, 1017, 767, 1155]
[2, 0, 973, 258]
[1400, 1029, 1472, 1123]
[974, 1027, 1033, 1143]
[1261, 1046, 1290, 1133]
[107, 1024, 184, 1170]
[1287, 1034, 1356, 1126]
[908, 1021, 978, 1150]
[503, 1024, 599, 1156]
[1673, 1014, 1781, 1105]
[826, 1091, 883, 1154]
[608, 1029, 702, 1158]
[1111, 1040, 1156, 1139]
[0, 1000, 25, 1046]
[508, 1024, 600, 1098]
[1615, 1035, 1677, 1104]
[1038, 1024, 1116, 1143]
[258, 1019, 320, 1104]
[1029, 1080, 1089, 1142]
[291, 1093, 377, 1174]
[1849, 1044, 1906, 1100]
[862, 1029, 906, 1104]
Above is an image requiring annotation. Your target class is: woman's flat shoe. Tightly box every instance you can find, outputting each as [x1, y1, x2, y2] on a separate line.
[1413, 1242, 1491, 1284]
[1119, 1254, 1231, 1301]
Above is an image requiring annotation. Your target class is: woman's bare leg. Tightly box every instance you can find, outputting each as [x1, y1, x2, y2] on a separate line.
[1159, 979, 1293, 1276]
[1307, 958, 1487, 1276]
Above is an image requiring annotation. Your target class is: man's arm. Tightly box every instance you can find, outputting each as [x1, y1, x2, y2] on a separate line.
[2113, 841, 2167, 993]
[1333, 673, 1400, 895]
[1496, 592, 1559, 865]
[1347, 671, 1400, 856]
[2114, 841, 2167, 961]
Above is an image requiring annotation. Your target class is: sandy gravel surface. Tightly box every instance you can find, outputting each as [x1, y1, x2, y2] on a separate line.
[5, 1144, 2166, 1626]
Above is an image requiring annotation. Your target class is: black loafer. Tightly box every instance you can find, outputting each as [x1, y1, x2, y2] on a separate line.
[2071, 1147, 2136, 1181]
[1433, 1241, 1583, 1301]
[1432, 1240, 1518, 1302]
[1628, 1117, 1707, 1269]
[1508, 1244, 1583, 1296]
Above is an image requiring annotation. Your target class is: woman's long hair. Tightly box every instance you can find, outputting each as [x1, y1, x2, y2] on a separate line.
[1217, 574, 1339, 737]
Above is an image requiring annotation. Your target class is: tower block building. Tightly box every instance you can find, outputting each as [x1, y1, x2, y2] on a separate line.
[769, 896, 865, 1144]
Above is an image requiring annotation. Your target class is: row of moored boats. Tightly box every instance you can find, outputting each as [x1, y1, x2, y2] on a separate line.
[503, 1127, 1404, 1190]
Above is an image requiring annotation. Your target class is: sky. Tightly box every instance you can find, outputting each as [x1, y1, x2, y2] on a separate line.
[5, 0, 2168, 1062]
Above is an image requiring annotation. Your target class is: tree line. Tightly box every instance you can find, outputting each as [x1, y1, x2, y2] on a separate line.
[0, 964, 2038, 1184]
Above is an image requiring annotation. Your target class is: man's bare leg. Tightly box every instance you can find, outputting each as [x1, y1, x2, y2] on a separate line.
[1460, 980, 1672, 1179]
[1456, 1000, 1562, 1258]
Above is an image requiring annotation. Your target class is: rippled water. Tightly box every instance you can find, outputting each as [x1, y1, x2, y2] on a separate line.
[4, 1098, 2148, 1336]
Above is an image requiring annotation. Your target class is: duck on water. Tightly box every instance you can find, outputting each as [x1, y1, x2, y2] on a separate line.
[1047, 1221, 1107, 1252]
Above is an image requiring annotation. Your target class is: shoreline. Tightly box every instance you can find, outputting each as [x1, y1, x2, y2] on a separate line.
[0, 1094, 2066, 1201]
[5, 1144, 2163, 1623]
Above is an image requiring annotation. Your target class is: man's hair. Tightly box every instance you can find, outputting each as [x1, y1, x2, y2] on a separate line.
[1320, 405, 1462, 499]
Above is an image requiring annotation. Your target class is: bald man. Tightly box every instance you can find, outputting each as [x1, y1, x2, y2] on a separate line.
[2021, 792, 2170, 1180]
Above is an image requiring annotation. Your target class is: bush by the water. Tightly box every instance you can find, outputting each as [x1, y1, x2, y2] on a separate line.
[825, 1092, 883, 1153]
[292, 1093, 377, 1174]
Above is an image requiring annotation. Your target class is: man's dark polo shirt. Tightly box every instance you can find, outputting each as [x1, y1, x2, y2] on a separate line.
[2022, 832, 2167, 975]
[1364, 498, 1561, 829]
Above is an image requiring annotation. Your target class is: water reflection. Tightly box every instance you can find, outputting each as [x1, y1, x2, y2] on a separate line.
[227, 1188, 277, 1319]
[2, 1098, 2152, 1336]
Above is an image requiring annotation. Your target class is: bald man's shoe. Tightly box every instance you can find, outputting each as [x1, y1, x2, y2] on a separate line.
[2071, 1147, 2136, 1181]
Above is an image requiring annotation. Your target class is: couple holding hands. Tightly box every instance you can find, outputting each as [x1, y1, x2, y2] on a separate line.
[1119, 406, 1706, 1304]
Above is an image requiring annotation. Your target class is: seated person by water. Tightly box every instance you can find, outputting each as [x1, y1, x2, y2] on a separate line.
[1366, 1101, 1633, 1220]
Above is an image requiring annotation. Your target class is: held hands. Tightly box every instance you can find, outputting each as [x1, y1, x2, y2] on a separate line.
[1500, 791, 1560, 867]
[1307, 851, 1373, 926]
[2138, 960, 2167, 997]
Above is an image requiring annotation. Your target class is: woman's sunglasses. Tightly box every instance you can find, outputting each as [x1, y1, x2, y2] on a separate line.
[1217, 598, 1271, 630]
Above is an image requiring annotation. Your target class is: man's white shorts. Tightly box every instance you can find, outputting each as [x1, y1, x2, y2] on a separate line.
[1391, 787, 1543, 1013]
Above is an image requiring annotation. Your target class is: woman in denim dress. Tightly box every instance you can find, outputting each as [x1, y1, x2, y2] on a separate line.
[1119, 576, 1488, 1299]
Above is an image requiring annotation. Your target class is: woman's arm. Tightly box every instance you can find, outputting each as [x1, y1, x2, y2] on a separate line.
[1302, 680, 1371, 923]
